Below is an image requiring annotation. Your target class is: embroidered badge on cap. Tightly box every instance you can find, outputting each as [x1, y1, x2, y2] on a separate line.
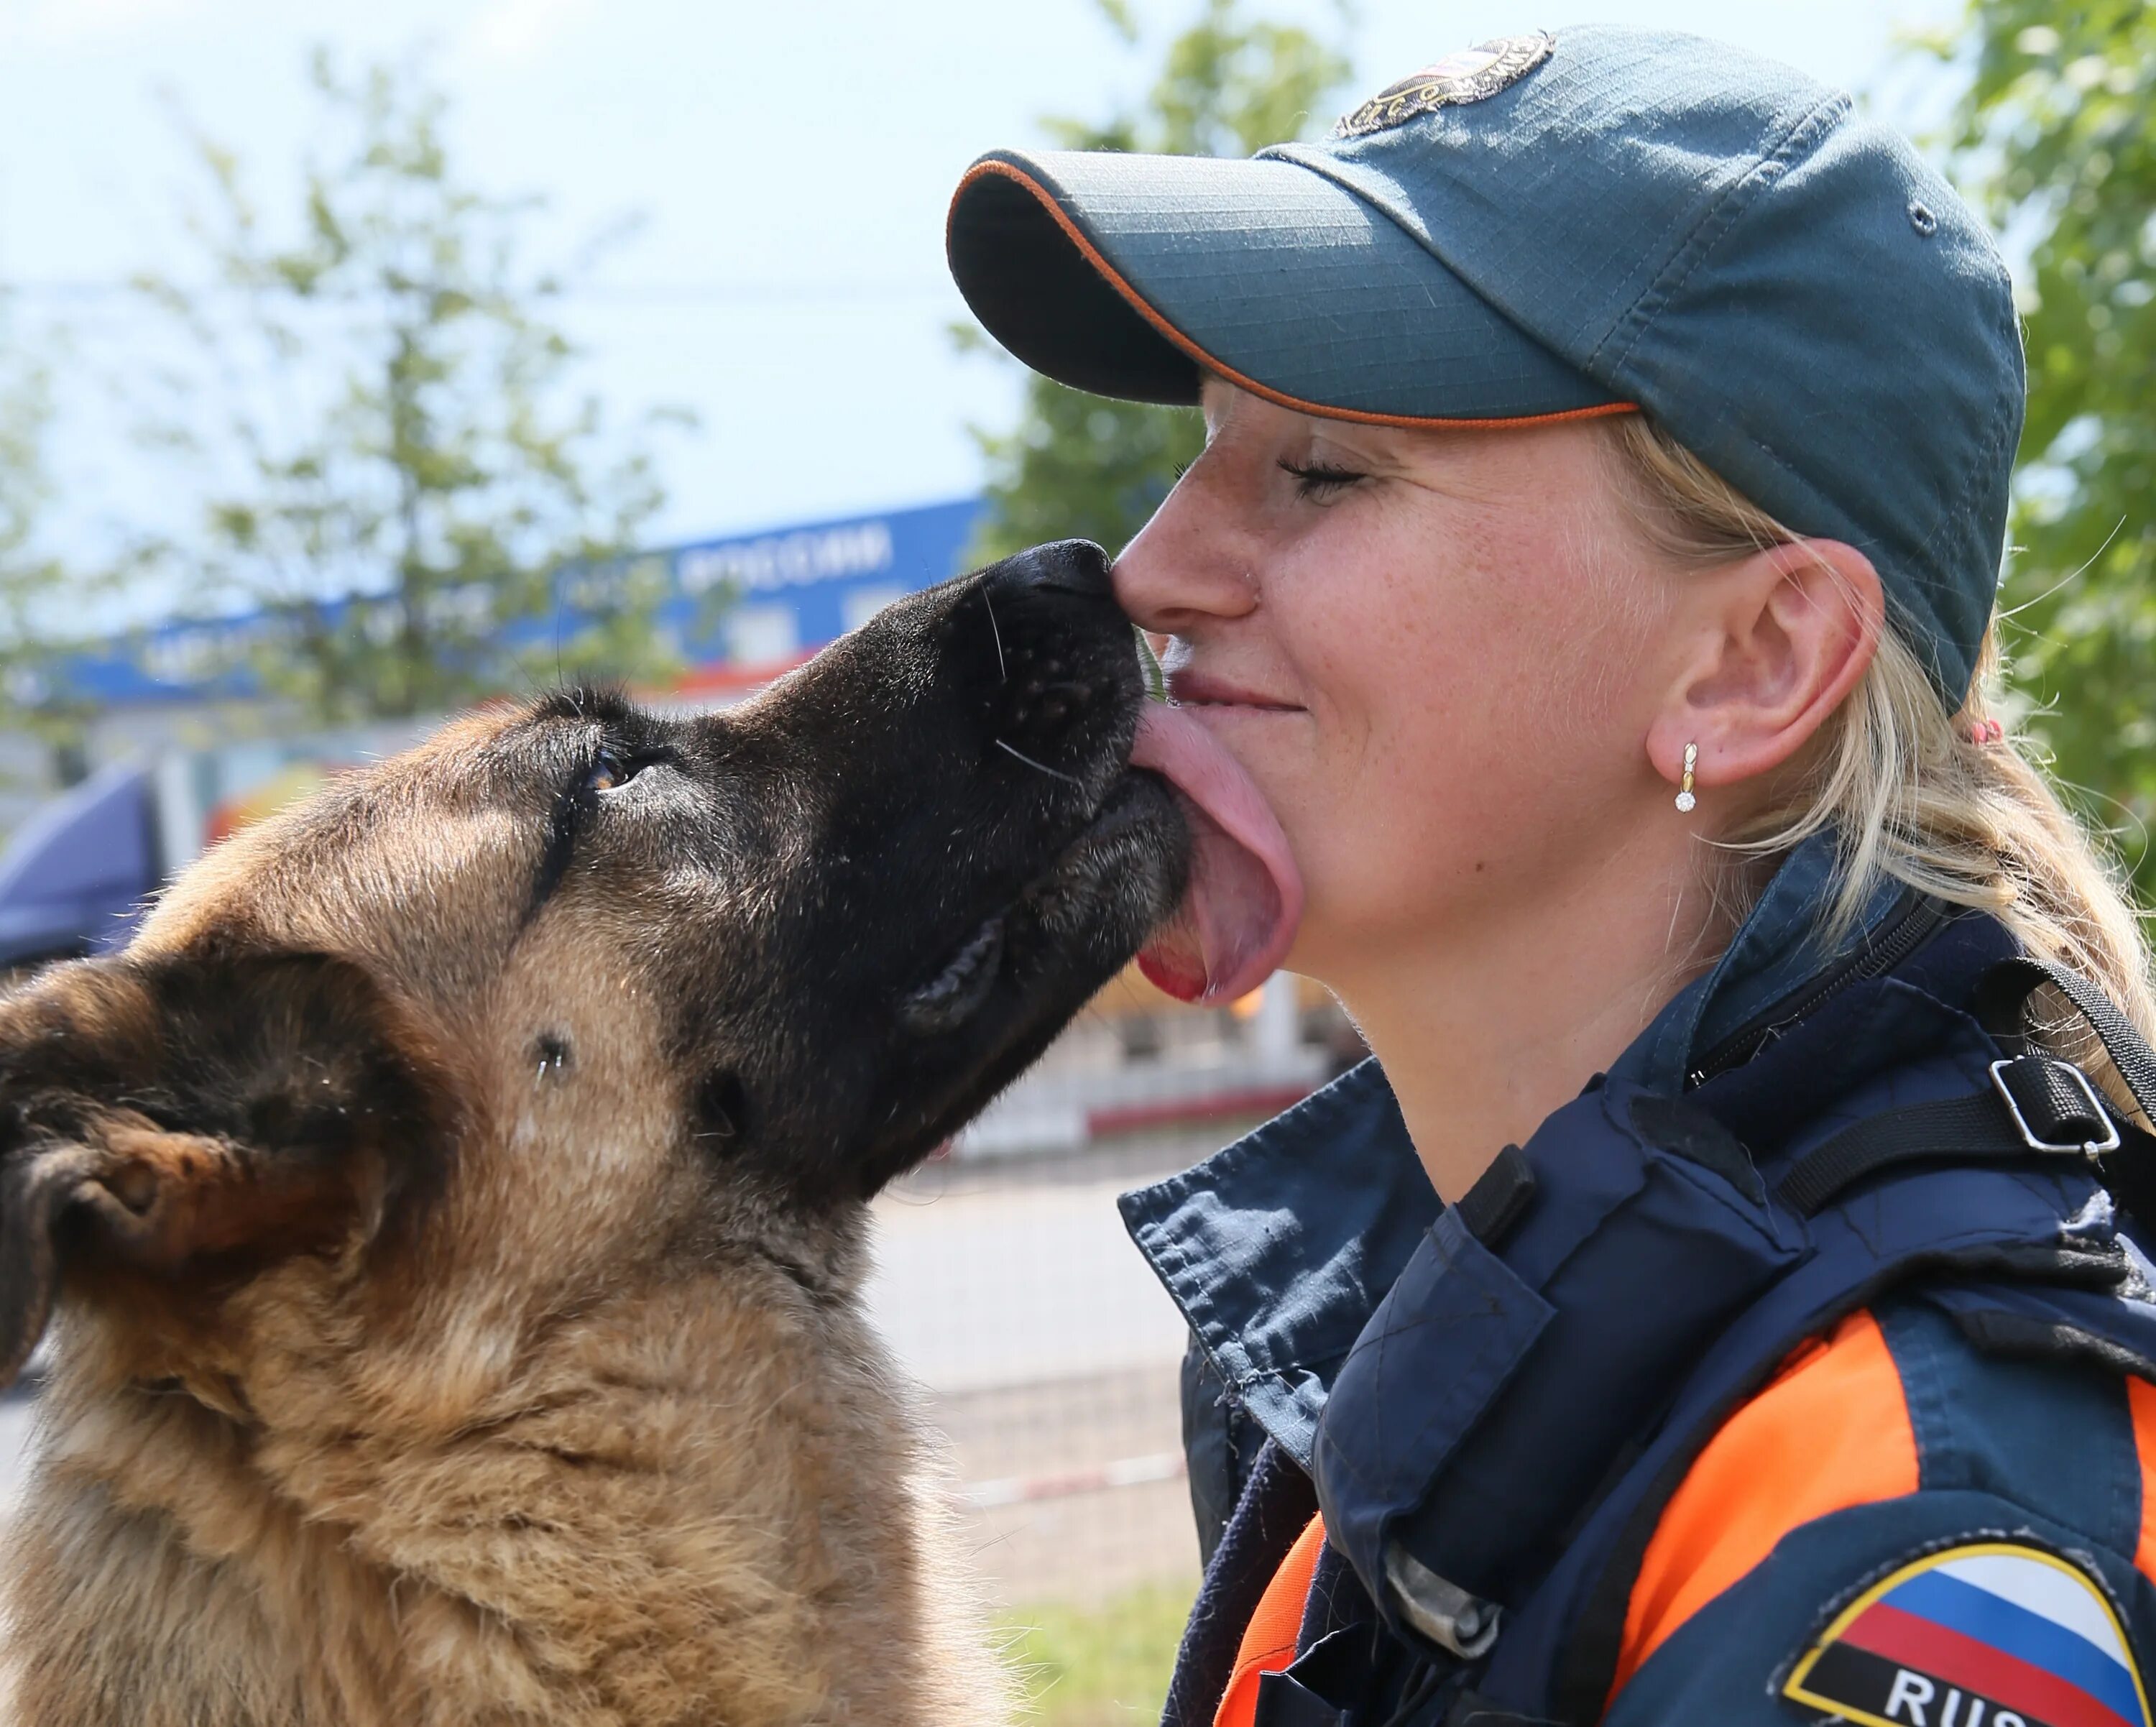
[1333, 33, 1554, 139]
[1782, 1542, 2150, 1727]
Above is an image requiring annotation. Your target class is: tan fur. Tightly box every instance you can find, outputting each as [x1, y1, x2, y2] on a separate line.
[0, 706, 1015, 1726]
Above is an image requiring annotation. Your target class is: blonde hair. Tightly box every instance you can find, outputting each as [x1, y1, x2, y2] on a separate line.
[1604, 413, 2156, 1106]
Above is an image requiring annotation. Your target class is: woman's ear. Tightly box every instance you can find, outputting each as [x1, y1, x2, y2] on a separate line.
[1646, 538, 1885, 798]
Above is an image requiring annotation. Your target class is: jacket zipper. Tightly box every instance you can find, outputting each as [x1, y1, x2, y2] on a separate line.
[1685, 892, 1948, 1089]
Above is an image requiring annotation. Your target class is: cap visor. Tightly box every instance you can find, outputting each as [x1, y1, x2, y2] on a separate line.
[948, 147, 1626, 426]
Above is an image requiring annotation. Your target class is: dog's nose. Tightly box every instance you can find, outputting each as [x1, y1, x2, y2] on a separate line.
[975, 539, 1124, 671]
[964, 539, 1134, 770]
[990, 538, 1113, 602]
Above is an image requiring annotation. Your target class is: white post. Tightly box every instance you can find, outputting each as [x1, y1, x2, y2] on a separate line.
[1254, 972, 1300, 1068]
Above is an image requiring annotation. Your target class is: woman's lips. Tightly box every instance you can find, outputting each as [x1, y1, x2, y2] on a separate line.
[1164, 670, 1303, 711]
[1127, 703, 1304, 1005]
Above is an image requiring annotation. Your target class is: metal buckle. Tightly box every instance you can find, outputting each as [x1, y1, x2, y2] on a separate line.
[1989, 1058, 2123, 1156]
[1384, 1542, 1502, 1660]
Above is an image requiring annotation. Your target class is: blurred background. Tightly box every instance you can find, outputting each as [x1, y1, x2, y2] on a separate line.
[0, 0, 2147, 1718]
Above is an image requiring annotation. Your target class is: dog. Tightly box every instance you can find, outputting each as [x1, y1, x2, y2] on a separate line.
[0, 538, 1297, 1726]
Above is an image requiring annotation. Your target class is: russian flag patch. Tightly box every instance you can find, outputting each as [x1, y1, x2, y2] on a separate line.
[1783, 1542, 2150, 1727]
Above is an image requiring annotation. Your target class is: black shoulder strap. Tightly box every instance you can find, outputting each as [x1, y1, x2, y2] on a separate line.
[1973, 955, 2156, 1120]
[1776, 956, 2156, 1227]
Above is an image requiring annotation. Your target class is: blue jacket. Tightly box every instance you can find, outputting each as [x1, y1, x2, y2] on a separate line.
[1120, 838, 2156, 1727]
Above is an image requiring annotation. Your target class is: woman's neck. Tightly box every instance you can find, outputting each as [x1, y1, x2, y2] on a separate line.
[1330, 841, 1733, 1202]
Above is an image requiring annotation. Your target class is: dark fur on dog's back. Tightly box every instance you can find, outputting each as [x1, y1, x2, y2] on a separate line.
[0, 541, 1185, 1726]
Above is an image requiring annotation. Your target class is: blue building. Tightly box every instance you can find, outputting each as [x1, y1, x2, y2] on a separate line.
[53, 497, 987, 709]
[0, 496, 990, 967]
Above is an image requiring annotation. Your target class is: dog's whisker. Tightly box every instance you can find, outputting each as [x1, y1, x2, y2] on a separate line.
[981, 587, 1007, 683]
[992, 739, 1084, 787]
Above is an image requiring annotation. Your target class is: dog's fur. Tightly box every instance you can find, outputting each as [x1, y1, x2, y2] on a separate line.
[0, 541, 1185, 1726]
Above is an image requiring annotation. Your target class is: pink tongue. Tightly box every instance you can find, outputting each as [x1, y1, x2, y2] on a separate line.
[1127, 704, 1304, 1003]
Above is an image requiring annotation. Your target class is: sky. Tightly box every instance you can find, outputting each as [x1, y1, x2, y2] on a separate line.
[0, 0, 1964, 561]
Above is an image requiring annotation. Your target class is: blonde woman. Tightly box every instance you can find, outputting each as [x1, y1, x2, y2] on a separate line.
[947, 24, 2156, 1727]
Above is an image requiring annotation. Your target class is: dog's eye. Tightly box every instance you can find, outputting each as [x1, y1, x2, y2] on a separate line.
[586, 750, 645, 795]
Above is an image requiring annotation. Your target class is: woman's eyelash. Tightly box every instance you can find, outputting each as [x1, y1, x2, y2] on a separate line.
[1278, 458, 1367, 497]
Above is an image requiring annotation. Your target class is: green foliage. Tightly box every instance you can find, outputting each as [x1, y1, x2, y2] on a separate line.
[962, 0, 1353, 565]
[998, 1580, 1194, 1726]
[1942, 3, 2156, 883]
[0, 308, 99, 777]
[957, 344, 1207, 565]
[134, 50, 692, 723]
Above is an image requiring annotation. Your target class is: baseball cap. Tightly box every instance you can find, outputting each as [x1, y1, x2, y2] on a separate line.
[945, 24, 2024, 703]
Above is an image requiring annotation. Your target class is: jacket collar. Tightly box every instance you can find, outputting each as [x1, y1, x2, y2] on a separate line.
[1118, 834, 1906, 1468]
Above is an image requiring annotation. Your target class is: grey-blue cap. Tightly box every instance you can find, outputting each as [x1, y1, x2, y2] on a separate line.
[945, 24, 2024, 704]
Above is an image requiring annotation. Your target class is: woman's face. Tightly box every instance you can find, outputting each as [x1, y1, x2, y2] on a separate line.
[1113, 381, 1682, 989]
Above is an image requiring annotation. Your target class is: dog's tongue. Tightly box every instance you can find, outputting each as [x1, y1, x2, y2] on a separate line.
[1128, 704, 1304, 1003]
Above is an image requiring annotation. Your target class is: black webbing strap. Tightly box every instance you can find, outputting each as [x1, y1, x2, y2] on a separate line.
[1979, 957, 2156, 1235]
[1974, 955, 2156, 1124]
[1778, 1088, 2040, 1215]
[1777, 957, 2156, 1221]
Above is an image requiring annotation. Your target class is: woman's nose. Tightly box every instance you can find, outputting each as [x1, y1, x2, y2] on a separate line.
[1112, 461, 1260, 635]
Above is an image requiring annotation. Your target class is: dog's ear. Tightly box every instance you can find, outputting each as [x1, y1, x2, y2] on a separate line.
[0, 949, 443, 1387]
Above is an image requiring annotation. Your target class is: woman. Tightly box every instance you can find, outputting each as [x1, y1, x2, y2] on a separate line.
[948, 24, 2156, 1727]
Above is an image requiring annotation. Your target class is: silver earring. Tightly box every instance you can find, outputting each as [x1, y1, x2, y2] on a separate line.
[1675, 742, 1697, 814]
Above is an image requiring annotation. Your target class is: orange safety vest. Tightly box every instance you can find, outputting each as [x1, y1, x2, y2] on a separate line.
[1212, 1514, 1327, 1727]
[1208, 1311, 1968, 1727]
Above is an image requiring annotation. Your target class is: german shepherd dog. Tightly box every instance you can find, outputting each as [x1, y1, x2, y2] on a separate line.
[0, 540, 1299, 1726]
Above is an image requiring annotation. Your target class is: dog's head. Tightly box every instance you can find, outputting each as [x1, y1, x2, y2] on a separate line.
[0, 540, 1204, 1392]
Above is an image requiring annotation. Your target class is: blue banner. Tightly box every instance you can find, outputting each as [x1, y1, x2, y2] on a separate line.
[51, 496, 988, 707]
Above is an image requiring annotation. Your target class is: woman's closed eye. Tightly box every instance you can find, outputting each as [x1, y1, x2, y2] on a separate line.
[1278, 456, 1368, 502]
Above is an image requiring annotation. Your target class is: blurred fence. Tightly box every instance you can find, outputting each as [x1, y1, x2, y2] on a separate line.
[867, 976, 1356, 1614]
[876, 1146, 1199, 1608]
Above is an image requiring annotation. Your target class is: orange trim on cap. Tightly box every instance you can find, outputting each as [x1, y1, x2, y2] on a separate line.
[1608, 1309, 1920, 1706]
[949, 158, 1641, 433]
[2125, 1376, 2156, 1583]
[1214, 1512, 1327, 1727]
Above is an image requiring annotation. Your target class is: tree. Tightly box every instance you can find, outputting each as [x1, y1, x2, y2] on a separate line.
[960, 0, 1353, 564]
[135, 50, 690, 724]
[0, 306, 99, 782]
[1940, 4, 2156, 888]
